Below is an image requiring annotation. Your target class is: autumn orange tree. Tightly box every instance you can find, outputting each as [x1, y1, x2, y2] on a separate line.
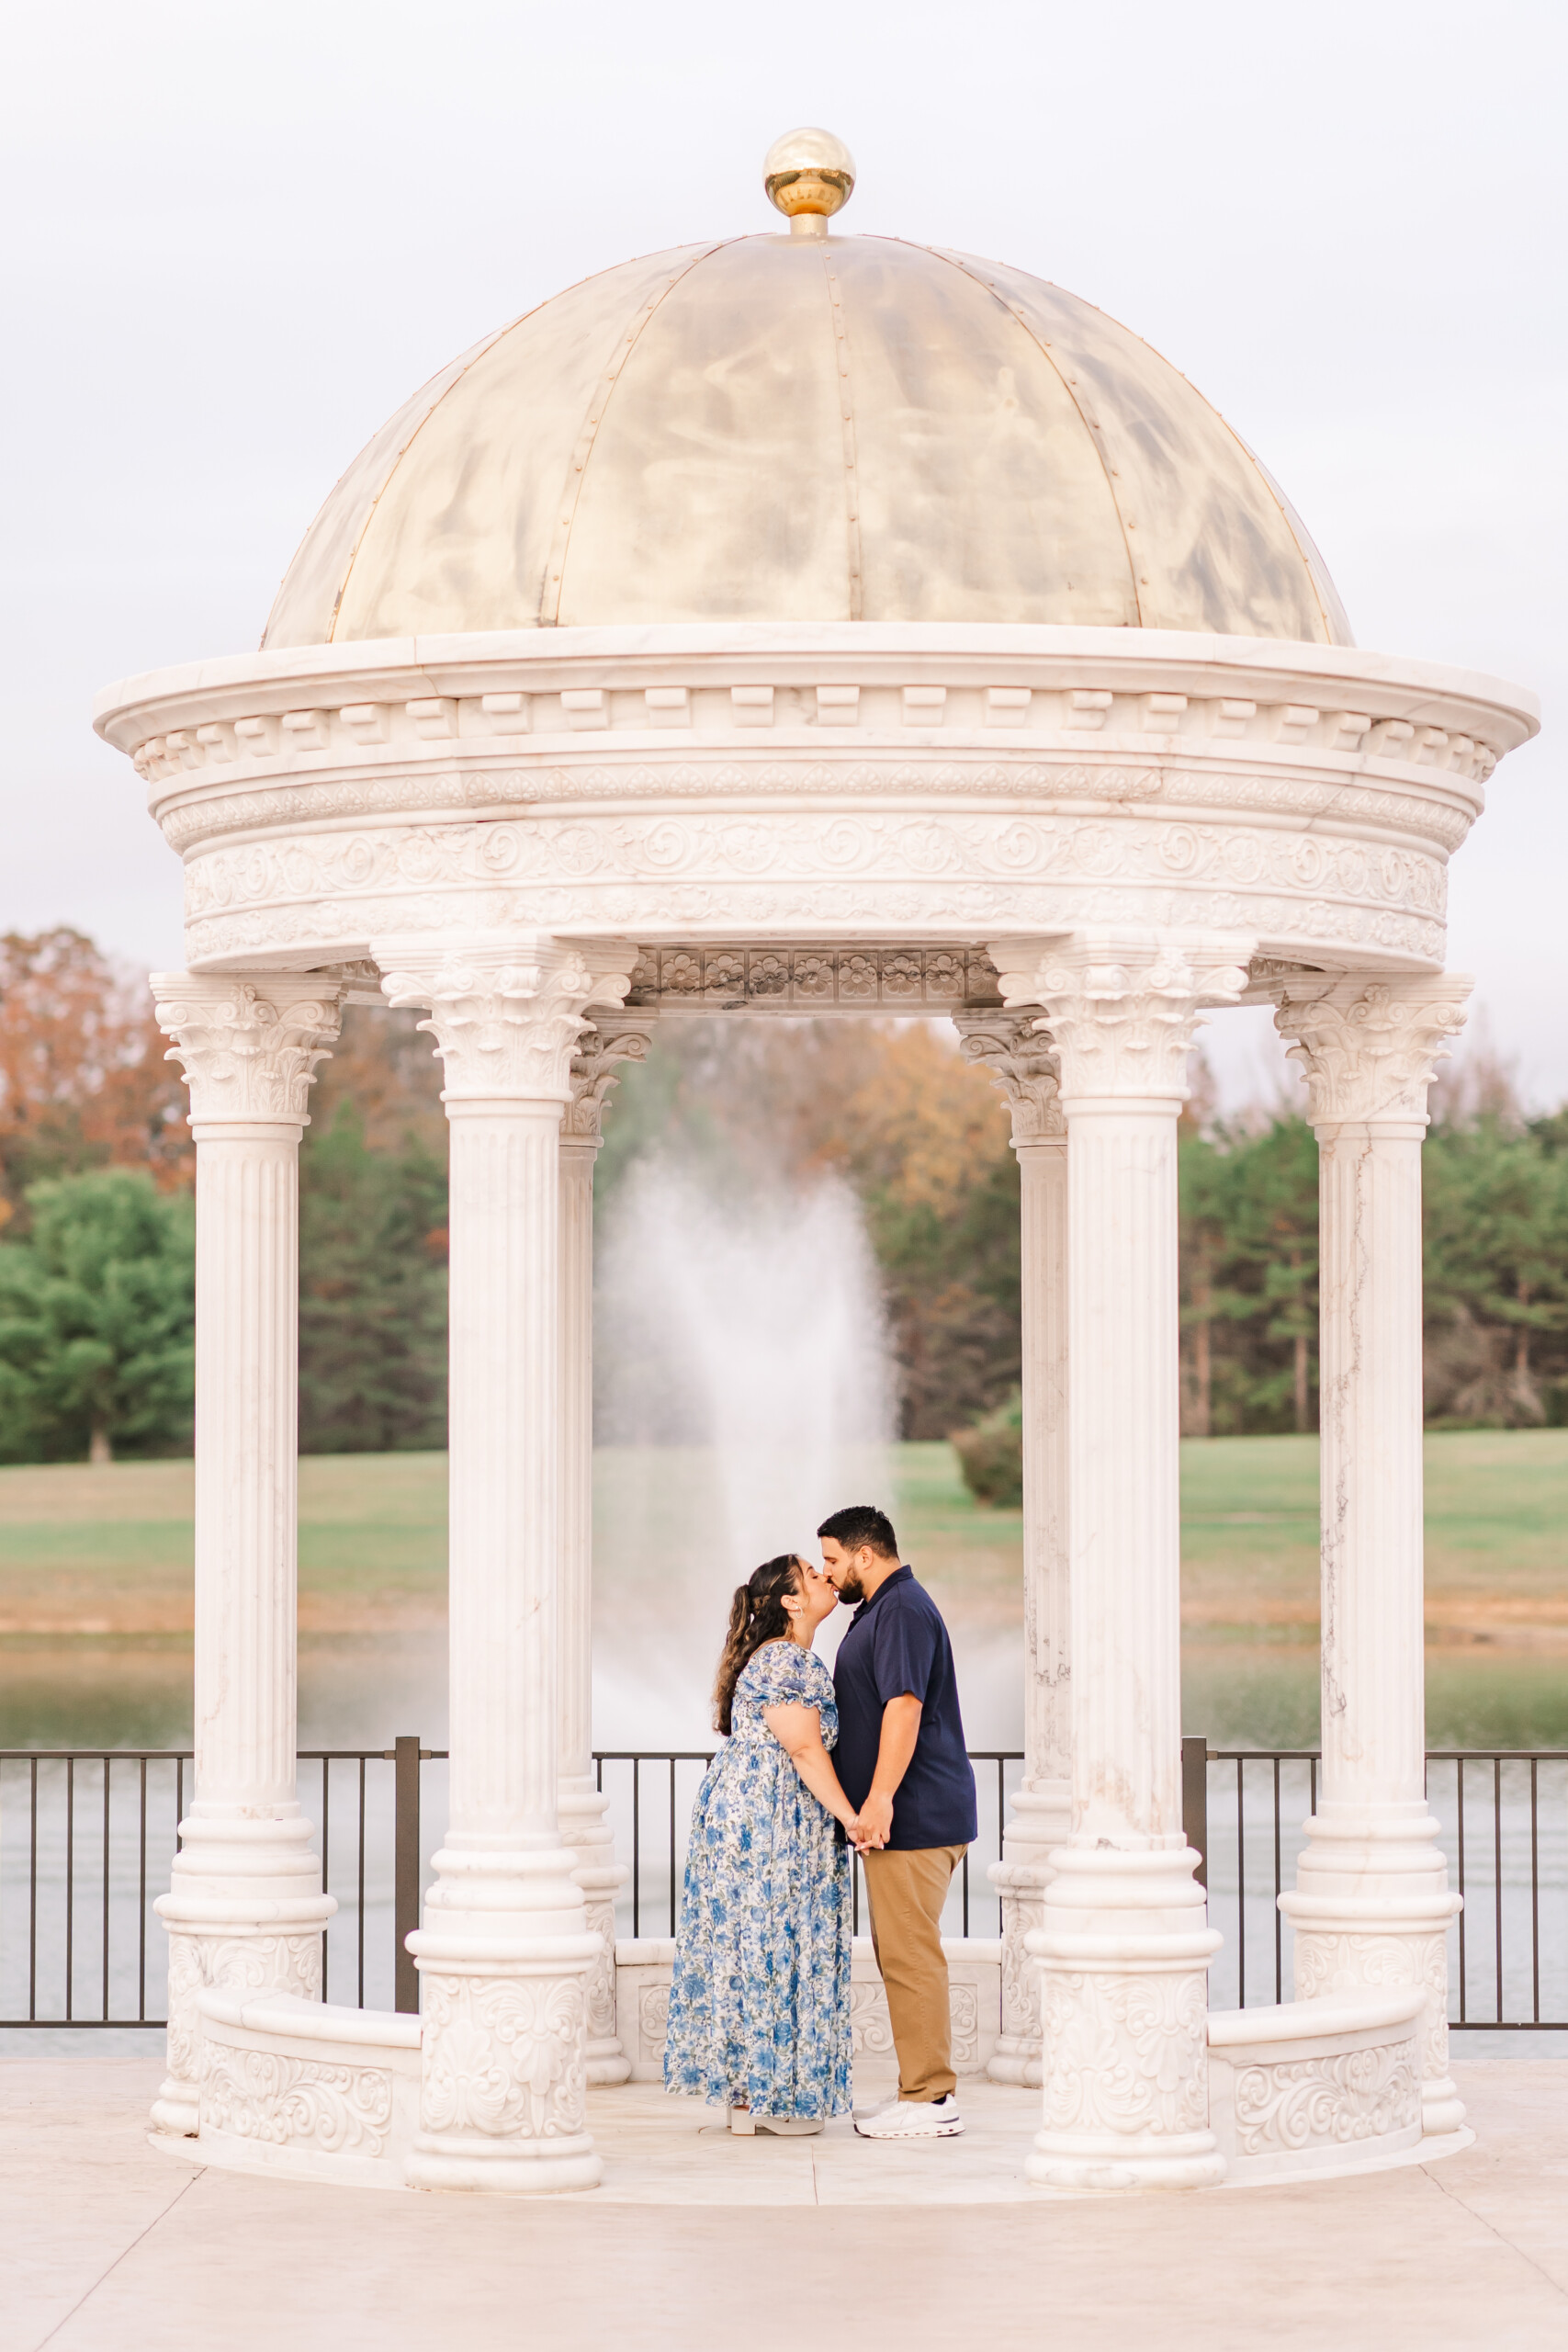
[0, 929, 190, 1224]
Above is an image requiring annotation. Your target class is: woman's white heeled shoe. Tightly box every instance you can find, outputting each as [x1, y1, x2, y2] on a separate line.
[728, 2103, 756, 2135]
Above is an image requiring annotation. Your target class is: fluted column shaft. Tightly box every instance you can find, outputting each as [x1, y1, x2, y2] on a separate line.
[995, 930, 1250, 2191]
[1274, 972, 1472, 2136]
[149, 972, 344, 2140]
[557, 1013, 649, 2086]
[956, 1014, 1070, 2087]
[378, 933, 634, 2196]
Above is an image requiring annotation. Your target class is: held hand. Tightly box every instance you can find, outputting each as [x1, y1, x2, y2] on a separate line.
[856, 1792, 894, 1849]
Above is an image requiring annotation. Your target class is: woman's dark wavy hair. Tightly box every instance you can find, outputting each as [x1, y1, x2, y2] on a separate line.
[713, 1555, 804, 1736]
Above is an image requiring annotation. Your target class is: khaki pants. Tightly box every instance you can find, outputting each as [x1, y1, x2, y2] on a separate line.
[861, 1843, 966, 2103]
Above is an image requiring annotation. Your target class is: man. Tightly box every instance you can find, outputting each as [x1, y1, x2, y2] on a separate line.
[819, 1503, 976, 2140]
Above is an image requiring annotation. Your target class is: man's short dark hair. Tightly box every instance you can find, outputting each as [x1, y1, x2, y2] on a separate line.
[817, 1505, 899, 1560]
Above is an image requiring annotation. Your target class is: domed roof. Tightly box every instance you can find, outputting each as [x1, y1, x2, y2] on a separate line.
[263, 232, 1351, 650]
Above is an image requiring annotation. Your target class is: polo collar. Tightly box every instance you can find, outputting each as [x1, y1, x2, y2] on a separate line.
[851, 1563, 912, 1624]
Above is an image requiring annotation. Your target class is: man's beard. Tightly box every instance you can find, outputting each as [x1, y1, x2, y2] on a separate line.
[837, 1575, 865, 1605]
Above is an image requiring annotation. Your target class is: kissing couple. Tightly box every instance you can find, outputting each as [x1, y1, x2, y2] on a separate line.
[662, 1505, 976, 2140]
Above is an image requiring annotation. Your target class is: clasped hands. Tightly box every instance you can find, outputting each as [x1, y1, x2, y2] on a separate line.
[847, 1792, 894, 1854]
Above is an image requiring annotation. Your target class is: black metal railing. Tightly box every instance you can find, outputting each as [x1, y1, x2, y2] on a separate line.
[4, 1742, 1564, 2031]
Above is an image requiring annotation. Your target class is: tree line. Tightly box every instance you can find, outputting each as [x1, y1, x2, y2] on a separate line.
[0, 926, 1562, 1461]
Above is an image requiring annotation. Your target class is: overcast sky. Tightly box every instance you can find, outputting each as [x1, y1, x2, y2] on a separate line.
[3, 0, 1563, 1107]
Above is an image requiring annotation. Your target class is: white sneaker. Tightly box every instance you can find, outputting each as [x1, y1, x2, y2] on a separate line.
[854, 2096, 963, 2140]
[852, 2091, 898, 2122]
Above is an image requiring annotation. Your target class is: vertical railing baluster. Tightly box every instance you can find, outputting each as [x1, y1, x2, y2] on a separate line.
[632, 1759, 640, 1939]
[321, 1757, 331, 2004]
[392, 1737, 421, 2016]
[138, 1758, 148, 2023]
[101, 1758, 111, 2021]
[1493, 1755, 1503, 2024]
[962, 1847, 970, 1936]
[1456, 1759, 1467, 2024]
[28, 1758, 38, 2021]
[1272, 1756, 1282, 2004]
[1529, 1757, 1540, 2025]
[357, 1756, 367, 2011]
[1235, 1757, 1246, 2008]
[669, 1757, 677, 1938]
[65, 1757, 76, 2023]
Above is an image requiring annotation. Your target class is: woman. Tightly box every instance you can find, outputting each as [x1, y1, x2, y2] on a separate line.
[662, 1553, 857, 2134]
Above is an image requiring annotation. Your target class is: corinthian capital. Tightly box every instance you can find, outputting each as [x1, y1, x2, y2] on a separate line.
[564, 1015, 656, 1147]
[953, 1012, 1064, 1146]
[151, 971, 344, 1126]
[374, 933, 637, 1104]
[990, 931, 1252, 1103]
[1270, 970, 1472, 1127]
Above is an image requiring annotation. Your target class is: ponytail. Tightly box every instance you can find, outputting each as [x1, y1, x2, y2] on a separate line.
[713, 1555, 802, 1734]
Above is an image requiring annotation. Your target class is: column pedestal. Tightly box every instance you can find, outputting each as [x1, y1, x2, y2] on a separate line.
[1274, 974, 1472, 2136]
[996, 931, 1250, 2189]
[149, 974, 344, 2137]
[379, 935, 634, 2195]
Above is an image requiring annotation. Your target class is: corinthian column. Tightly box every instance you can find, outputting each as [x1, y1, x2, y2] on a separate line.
[148, 971, 344, 2139]
[558, 1013, 652, 2087]
[377, 933, 634, 2195]
[993, 930, 1250, 2190]
[1271, 970, 1472, 2136]
[954, 1012, 1069, 2089]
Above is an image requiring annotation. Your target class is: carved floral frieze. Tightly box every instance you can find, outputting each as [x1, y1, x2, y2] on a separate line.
[180, 809, 1450, 925]
[1293, 1930, 1452, 2081]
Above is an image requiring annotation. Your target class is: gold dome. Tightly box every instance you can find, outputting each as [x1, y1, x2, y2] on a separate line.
[263, 232, 1351, 649]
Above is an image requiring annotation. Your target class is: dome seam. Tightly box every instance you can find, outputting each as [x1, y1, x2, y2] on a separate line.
[915, 241, 1145, 628]
[819, 245, 864, 622]
[547, 240, 738, 628]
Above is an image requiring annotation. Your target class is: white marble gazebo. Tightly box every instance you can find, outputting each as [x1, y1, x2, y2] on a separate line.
[94, 130, 1537, 2195]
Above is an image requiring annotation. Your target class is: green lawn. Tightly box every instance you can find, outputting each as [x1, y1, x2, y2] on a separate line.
[0, 1431, 1562, 1640]
[0, 1435, 1564, 1748]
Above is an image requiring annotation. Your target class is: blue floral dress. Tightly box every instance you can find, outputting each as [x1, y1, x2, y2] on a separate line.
[662, 1640, 852, 2120]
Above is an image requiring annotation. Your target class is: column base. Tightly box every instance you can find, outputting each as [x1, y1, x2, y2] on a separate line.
[1028, 2129, 1226, 2192]
[404, 2132, 602, 2196]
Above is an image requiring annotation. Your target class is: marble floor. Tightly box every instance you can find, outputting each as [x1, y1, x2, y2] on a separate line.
[5, 2052, 1567, 2350]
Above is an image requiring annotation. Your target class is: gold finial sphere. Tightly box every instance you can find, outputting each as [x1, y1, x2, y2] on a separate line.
[763, 128, 856, 232]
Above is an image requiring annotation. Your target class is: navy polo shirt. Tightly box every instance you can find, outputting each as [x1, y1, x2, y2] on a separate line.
[832, 1566, 976, 1850]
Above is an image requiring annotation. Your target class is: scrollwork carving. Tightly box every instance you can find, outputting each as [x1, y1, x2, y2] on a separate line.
[202, 2046, 394, 2155]
[564, 1018, 655, 1145]
[1233, 2040, 1418, 2156]
[1041, 1967, 1211, 2137]
[419, 1971, 589, 2141]
[1293, 1929, 1451, 2081]
[1270, 974, 1472, 1126]
[953, 1012, 1064, 1143]
[152, 973, 343, 1125]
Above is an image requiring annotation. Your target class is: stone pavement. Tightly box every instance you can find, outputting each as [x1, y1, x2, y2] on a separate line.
[5, 2055, 1567, 2352]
